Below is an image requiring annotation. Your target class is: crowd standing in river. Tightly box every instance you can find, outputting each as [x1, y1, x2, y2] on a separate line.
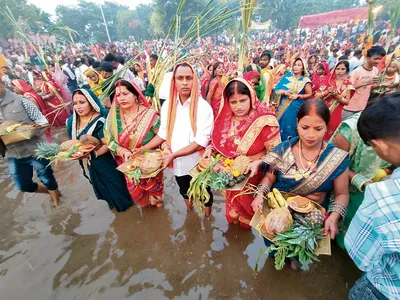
[1, 13, 400, 299]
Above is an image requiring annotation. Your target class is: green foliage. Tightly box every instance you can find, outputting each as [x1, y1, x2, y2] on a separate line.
[149, 11, 167, 37]
[0, 0, 53, 39]
[55, 0, 129, 42]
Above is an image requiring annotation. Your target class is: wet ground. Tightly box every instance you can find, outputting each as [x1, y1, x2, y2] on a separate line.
[0, 158, 361, 300]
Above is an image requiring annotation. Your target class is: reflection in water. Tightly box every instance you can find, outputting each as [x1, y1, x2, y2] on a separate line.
[0, 159, 361, 300]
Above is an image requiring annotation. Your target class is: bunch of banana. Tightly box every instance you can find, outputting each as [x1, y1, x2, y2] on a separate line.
[266, 188, 287, 209]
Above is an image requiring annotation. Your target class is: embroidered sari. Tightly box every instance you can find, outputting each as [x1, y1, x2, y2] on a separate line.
[316, 63, 355, 140]
[311, 62, 330, 93]
[264, 137, 349, 208]
[11, 79, 48, 116]
[274, 58, 312, 140]
[212, 78, 281, 228]
[34, 71, 70, 127]
[330, 113, 390, 249]
[67, 89, 132, 212]
[105, 80, 163, 208]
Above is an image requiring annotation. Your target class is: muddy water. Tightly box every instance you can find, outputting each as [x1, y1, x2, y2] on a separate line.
[0, 158, 360, 300]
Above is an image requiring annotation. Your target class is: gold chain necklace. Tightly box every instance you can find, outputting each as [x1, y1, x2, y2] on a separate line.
[122, 105, 140, 126]
[295, 140, 324, 181]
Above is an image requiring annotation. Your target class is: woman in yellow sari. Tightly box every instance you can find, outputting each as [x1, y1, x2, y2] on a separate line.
[105, 79, 163, 208]
[84, 67, 104, 97]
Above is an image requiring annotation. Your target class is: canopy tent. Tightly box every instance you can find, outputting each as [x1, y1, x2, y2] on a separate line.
[298, 7, 368, 29]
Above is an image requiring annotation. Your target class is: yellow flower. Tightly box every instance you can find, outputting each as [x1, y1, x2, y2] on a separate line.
[216, 153, 222, 158]
[232, 170, 240, 177]
[225, 166, 232, 171]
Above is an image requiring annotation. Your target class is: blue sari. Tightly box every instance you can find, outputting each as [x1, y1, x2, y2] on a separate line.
[67, 89, 132, 212]
[262, 137, 349, 247]
[274, 72, 311, 140]
[263, 137, 349, 207]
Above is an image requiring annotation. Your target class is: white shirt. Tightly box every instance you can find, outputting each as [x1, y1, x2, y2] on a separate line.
[158, 96, 214, 176]
[158, 72, 173, 100]
[76, 64, 89, 87]
[348, 56, 362, 72]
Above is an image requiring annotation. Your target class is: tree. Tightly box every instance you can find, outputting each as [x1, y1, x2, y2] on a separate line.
[0, 0, 53, 39]
[135, 4, 153, 40]
[149, 11, 167, 37]
[116, 4, 152, 41]
[55, 0, 128, 42]
[149, 0, 211, 37]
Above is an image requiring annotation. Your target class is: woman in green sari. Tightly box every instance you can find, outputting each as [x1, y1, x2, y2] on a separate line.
[105, 79, 163, 208]
[331, 112, 390, 248]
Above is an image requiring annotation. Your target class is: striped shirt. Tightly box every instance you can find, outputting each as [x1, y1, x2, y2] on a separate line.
[345, 168, 400, 300]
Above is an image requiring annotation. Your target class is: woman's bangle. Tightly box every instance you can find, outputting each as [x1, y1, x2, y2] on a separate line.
[161, 142, 170, 151]
[328, 202, 347, 220]
[255, 184, 271, 198]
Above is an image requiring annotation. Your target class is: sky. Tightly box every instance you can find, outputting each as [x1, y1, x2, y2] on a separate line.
[28, 0, 149, 15]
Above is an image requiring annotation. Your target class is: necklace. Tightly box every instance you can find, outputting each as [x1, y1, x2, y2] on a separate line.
[294, 140, 324, 181]
[122, 105, 140, 126]
[299, 140, 323, 167]
[78, 111, 94, 129]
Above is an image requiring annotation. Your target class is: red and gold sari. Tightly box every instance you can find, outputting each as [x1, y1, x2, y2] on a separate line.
[11, 79, 48, 116]
[105, 80, 163, 207]
[315, 63, 355, 140]
[212, 78, 281, 228]
[33, 71, 70, 127]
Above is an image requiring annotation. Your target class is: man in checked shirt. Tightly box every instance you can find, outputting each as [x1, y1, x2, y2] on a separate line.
[0, 80, 61, 207]
[345, 92, 400, 300]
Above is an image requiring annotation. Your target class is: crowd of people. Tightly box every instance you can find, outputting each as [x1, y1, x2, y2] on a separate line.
[1, 15, 400, 299]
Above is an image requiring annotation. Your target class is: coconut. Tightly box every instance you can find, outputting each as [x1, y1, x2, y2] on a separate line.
[79, 134, 100, 146]
[263, 207, 293, 237]
[138, 152, 162, 174]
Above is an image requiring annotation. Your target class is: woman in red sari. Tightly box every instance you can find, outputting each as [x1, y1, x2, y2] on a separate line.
[200, 64, 212, 99]
[203, 78, 281, 228]
[33, 71, 70, 127]
[205, 62, 225, 118]
[105, 79, 163, 208]
[315, 61, 355, 140]
[311, 62, 330, 94]
[11, 79, 48, 116]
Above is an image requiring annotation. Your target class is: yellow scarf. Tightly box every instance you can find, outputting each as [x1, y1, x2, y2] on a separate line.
[166, 63, 199, 147]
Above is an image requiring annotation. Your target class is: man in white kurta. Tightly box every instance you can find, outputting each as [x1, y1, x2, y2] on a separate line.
[139, 63, 214, 214]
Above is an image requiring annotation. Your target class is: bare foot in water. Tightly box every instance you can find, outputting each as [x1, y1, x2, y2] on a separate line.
[205, 206, 212, 217]
[184, 199, 193, 211]
[49, 189, 61, 208]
